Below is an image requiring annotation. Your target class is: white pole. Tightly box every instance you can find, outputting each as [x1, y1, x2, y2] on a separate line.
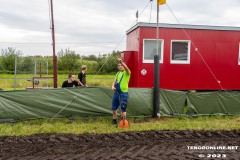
[34, 59, 37, 76]
[14, 54, 17, 90]
[157, 2, 160, 88]
[156, 5, 159, 55]
[46, 61, 49, 88]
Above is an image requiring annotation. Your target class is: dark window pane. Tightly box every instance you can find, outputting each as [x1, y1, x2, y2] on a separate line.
[172, 42, 188, 61]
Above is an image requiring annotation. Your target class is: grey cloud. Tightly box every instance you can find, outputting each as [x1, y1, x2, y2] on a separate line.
[0, 0, 239, 56]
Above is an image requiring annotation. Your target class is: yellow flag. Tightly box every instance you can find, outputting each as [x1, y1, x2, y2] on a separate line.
[158, 0, 166, 5]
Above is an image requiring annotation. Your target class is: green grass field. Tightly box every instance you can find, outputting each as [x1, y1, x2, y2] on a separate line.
[1, 74, 240, 137]
[0, 74, 115, 90]
[0, 116, 239, 136]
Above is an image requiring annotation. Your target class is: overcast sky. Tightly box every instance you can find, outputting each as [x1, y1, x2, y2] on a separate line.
[0, 0, 240, 56]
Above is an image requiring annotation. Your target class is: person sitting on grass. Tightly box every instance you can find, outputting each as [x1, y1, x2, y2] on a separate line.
[62, 73, 79, 88]
[111, 58, 131, 124]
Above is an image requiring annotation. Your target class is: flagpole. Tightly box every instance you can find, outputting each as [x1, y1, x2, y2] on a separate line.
[156, 3, 159, 56]
[154, 1, 160, 118]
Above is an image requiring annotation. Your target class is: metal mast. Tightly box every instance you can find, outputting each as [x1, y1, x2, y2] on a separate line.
[50, 0, 58, 88]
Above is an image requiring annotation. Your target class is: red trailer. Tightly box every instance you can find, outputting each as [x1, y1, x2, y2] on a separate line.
[123, 22, 240, 90]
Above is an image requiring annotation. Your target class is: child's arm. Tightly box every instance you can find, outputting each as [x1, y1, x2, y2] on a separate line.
[112, 78, 116, 91]
[118, 58, 131, 74]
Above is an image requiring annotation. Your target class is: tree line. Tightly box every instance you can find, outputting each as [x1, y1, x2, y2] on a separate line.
[0, 47, 121, 75]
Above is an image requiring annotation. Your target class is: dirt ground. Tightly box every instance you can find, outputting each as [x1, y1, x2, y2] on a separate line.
[0, 130, 239, 160]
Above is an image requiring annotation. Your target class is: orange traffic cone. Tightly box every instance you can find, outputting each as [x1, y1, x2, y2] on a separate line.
[119, 118, 130, 128]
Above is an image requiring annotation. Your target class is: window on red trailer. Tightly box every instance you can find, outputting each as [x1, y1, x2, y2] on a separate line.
[171, 40, 191, 64]
[143, 39, 164, 63]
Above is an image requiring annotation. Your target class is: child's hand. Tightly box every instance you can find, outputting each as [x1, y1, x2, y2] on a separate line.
[112, 86, 116, 91]
[117, 58, 122, 63]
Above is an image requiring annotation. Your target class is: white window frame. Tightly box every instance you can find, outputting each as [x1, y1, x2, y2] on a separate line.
[143, 39, 164, 63]
[170, 40, 191, 64]
[238, 43, 240, 65]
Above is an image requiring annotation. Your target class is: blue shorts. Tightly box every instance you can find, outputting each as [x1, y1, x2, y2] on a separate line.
[112, 92, 128, 112]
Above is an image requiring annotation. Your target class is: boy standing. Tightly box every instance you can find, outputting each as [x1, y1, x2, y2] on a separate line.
[78, 65, 88, 86]
[111, 58, 131, 124]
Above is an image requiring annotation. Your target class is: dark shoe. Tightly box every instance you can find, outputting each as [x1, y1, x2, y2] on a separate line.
[111, 119, 117, 124]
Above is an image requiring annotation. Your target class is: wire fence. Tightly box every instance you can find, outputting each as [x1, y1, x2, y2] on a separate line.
[0, 55, 114, 90]
[0, 77, 113, 90]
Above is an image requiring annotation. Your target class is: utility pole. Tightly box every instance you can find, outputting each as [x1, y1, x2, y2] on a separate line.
[50, 0, 58, 88]
[154, 0, 166, 118]
[154, 1, 160, 118]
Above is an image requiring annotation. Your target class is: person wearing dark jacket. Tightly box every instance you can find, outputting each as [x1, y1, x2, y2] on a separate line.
[62, 73, 79, 88]
[78, 65, 87, 86]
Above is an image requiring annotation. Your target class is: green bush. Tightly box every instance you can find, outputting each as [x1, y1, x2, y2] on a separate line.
[0, 47, 122, 75]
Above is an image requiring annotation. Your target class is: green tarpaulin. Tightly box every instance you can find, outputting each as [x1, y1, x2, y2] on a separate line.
[0, 88, 240, 122]
[187, 91, 240, 115]
[160, 89, 187, 116]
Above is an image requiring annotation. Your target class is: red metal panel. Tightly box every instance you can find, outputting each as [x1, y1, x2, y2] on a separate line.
[122, 51, 139, 87]
[126, 28, 140, 51]
[125, 26, 240, 90]
[125, 28, 140, 88]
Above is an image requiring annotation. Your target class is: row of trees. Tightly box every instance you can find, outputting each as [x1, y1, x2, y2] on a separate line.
[0, 47, 121, 74]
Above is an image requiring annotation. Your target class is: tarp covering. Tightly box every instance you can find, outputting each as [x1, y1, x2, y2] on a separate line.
[0, 88, 240, 122]
[187, 91, 240, 115]
[160, 89, 187, 116]
[0, 87, 186, 122]
[0, 87, 113, 121]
